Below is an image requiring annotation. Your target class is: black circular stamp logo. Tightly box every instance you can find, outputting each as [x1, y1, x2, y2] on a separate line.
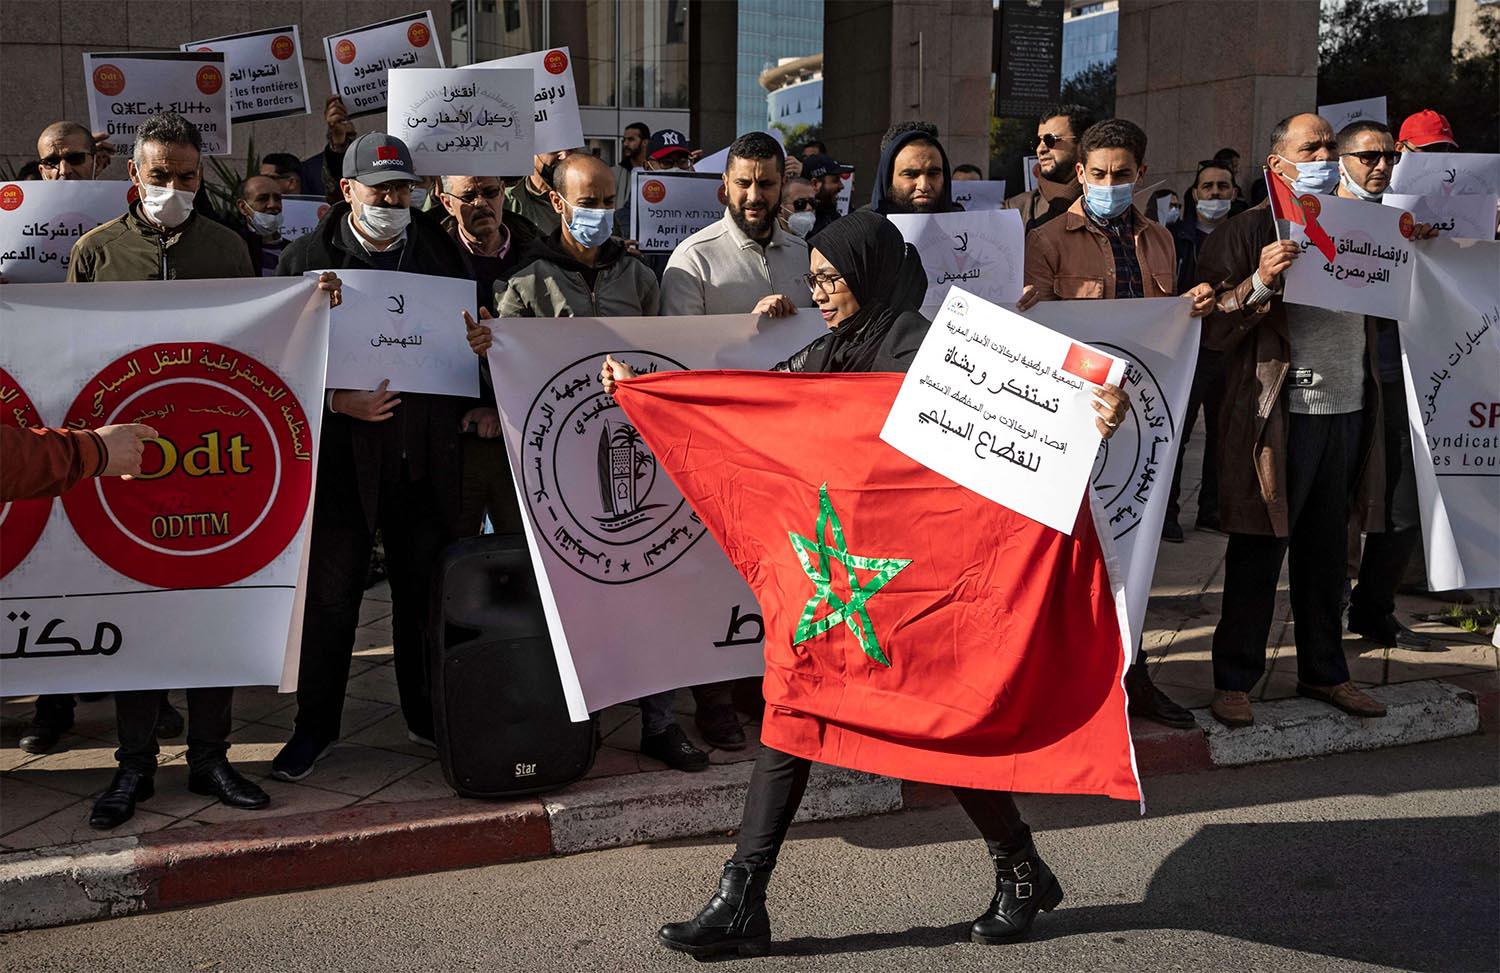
[1088, 342, 1177, 542]
[520, 352, 706, 584]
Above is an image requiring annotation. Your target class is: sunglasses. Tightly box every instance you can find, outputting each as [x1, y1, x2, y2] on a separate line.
[39, 151, 91, 170]
[788, 198, 816, 212]
[1037, 133, 1076, 149]
[1342, 150, 1401, 167]
[443, 186, 504, 205]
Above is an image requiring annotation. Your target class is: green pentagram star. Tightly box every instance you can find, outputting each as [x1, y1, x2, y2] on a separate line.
[788, 484, 913, 667]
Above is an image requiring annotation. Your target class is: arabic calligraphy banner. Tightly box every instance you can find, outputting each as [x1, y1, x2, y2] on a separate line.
[386, 67, 535, 177]
[1398, 238, 1500, 590]
[83, 51, 233, 158]
[324, 10, 445, 119]
[470, 48, 586, 156]
[487, 310, 826, 720]
[1317, 96, 1387, 137]
[0, 181, 131, 283]
[887, 209, 1026, 314]
[629, 170, 725, 254]
[0, 278, 330, 696]
[1282, 192, 1417, 318]
[181, 24, 310, 123]
[322, 269, 479, 397]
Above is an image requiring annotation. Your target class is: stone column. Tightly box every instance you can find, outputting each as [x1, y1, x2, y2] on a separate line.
[689, 0, 738, 151]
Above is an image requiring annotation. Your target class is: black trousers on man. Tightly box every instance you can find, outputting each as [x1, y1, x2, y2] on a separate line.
[1212, 412, 1364, 692]
[1165, 348, 1224, 527]
[1349, 379, 1421, 621]
[114, 688, 231, 775]
[731, 747, 1029, 870]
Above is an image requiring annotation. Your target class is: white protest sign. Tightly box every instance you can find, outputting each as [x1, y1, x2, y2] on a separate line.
[84, 51, 232, 158]
[182, 25, 309, 122]
[952, 179, 1008, 211]
[696, 136, 790, 175]
[630, 170, 725, 253]
[324, 10, 444, 118]
[1318, 96, 1387, 135]
[471, 48, 586, 155]
[279, 195, 331, 242]
[835, 172, 854, 216]
[880, 286, 1126, 536]
[387, 67, 535, 176]
[1282, 193, 1417, 319]
[887, 209, 1025, 313]
[0, 181, 131, 283]
[1399, 238, 1500, 590]
[322, 269, 478, 398]
[1388, 152, 1500, 197]
[0, 278, 329, 695]
[488, 310, 826, 719]
[1383, 193, 1497, 240]
[1023, 156, 1039, 193]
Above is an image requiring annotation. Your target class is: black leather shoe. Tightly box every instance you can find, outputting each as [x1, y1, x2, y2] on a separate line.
[971, 839, 1064, 944]
[89, 767, 154, 831]
[1125, 663, 1197, 729]
[641, 724, 710, 772]
[1349, 610, 1437, 651]
[695, 702, 747, 750]
[188, 760, 270, 809]
[1161, 518, 1184, 543]
[18, 722, 68, 755]
[658, 860, 772, 958]
[155, 698, 185, 739]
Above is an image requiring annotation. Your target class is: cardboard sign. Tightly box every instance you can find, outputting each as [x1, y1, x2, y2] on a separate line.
[323, 10, 444, 118]
[1387, 152, 1500, 197]
[469, 48, 586, 155]
[84, 51, 233, 157]
[1318, 96, 1388, 136]
[387, 67, 535, 176]
[322, 269, 478, 398]
[630, 170, 725, 253]
[1383, 193, 1498, 240]
[1281, 192, 1417, 319]
[951, 179, 1008, 211]
[0, 181, 131, 283]
[887, 209, 1026, 312]
[181, 25, 310, 122]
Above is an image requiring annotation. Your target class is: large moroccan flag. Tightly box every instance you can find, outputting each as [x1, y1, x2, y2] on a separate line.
[613, 370, 1141, 802]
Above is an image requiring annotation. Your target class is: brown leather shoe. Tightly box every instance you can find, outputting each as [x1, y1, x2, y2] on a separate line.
[1210, 690, 1253, 727]
[1297, 681, 1386, 717]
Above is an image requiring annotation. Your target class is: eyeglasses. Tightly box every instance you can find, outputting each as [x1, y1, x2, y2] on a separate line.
[39, 151, 91, 171]
[442, 186, 504, 205]
[1342, 150, 1401, 167]
[803, 271, 845, 295]
[788, 198, 816, 212]
[1037, 134, 1076, 149]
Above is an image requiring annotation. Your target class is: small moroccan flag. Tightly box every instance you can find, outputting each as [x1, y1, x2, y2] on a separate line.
[1265, 170, 1337, 261]
[613, 370, 1141, 801]
[1060, 342, 1115, 384]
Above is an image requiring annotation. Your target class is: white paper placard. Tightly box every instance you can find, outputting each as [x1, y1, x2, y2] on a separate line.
[320, 269, 478, 398]
[695, 136, 790, 175]
[386, 67, 535, 176]
[1282, 192, 1417, 319]
[880, 286, 1126, 535]
[630, 170, 725, 253]
[83, 51, 232, 158]
[279, 195, 332, 243]
[324, 10, 444, 119]
[0, 181, 132, 283]
[1318, 96, 1388, 135]
[1023, 156, 1039, 193]
[1388, 152, 1500, 197]
[470, 48, 586, 155]
[952, 179, 1008, 211]
[887, 209, 1025, 312]
[835, 172, 854, 216]
[182, 25, 310, 122]
[1383, 193, 1497, 240]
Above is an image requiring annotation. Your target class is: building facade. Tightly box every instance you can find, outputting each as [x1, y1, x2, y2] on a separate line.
[736, 0, 824, 135]
[1061, 0, 1119, 81]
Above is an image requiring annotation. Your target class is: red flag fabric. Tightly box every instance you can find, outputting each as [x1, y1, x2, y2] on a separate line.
[613, 370, 1140, 801]
[1060, 342, 1114, 385]
[1265, 171, 1337, 261]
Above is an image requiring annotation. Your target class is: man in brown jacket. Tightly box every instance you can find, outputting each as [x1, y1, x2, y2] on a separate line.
[1005, 104, 1093, 232]
[1195, 112, 1390, 728]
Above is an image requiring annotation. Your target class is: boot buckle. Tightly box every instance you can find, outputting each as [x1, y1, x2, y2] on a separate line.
[1013, 861, 1032, 880]
[1014, 881, 1033, 899]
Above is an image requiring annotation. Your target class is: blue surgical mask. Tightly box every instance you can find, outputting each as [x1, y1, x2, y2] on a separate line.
[1338, 161, 1382, 202]
[1196, 197, 1232, 222]
[1082, 179, 1135, 220]
[564, 200, 615, 248]
[1280, 157, 1340, 195]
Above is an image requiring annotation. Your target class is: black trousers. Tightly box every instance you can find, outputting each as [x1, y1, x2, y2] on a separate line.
[731, 747, 1029, 870]
[1165, 348, 1224, 525]
[1350, 379, 1421, 620]
[1212, 412, 1363, 692]
[114, 687, 231, 775]
[294, 474, 451, 743]
[32, 693, 75, 730]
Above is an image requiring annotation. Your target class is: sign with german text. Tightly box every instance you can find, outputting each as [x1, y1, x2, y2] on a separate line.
[182, 25, 310, 122]
[0, 181, 131, 283]
[83, 51, 233, 157]
[323, 10, 444, 119]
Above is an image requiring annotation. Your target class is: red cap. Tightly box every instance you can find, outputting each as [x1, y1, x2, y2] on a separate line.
[1398, 109, 1458, 149]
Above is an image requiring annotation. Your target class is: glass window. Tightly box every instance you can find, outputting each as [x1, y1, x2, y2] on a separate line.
[620, 0, 691, 109]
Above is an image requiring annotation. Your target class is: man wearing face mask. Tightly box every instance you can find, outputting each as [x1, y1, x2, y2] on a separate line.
[1006, 105, 1094, 231]
[36, 120, 112, 180]
[505, 148, 578, 236]
[1195, 112, 1393, 729]
[780, 177, 818, 238]
[234, 174, 288, 276]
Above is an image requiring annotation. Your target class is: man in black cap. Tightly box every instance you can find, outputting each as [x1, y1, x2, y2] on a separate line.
[271, 133, 485, 783]
[801, 153, 852, 234]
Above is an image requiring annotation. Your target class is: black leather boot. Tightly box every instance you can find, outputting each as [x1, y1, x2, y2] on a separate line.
[89, 767, 154, 831]
[970, 840, 1064, 944]
[657, 860, 772, 958]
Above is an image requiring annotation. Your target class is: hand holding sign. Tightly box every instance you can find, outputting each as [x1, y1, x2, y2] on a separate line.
[333, 379, 400, 421]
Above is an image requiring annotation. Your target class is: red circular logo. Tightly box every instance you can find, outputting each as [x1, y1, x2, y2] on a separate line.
[0, 184, 23, 211]
[408, 22, 431, 47]
[1298, 194, 1321, 220]
[61, 343, 314, 589]
[334, 39, 357, 64]
[0, 369, 51, 580]
[544, 49, 568, 74]
[196, 46, 214, 53]
[271, 35, 295, 60]
[642, 179, 667, 205]
[92, 64, 126, 97]
[1398, 211, 1416, 239]
[196, 65, 223, 96]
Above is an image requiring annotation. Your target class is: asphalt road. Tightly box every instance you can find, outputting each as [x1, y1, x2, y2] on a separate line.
[3, 734, 1496, 973]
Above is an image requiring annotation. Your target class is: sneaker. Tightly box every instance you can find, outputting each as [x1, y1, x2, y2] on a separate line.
[641, 723, 710, 772]
[270, 733, 334, 782]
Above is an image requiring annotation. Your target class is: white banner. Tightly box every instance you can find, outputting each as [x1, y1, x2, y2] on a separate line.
[881, 287, 1126, 536]
[182, 25, 310, 122]
[1318, 96, 1387, 135]
[470, 48, 586, 155]
[0, 181, 131, 283]
[952, 179, 1007, 211]
[0, 278, 330, 695]
[321, 269, 478, 398]
[84, 51, 232, 158]
[387, 67, 535, 176]
[630, 170, 725, 253]
[324, 10, 444, 119]
[1283, 193, 1417, 319]
[1383, 193, 1497, 240]
[1398, 238, 1500, 590]
[488, 310, 826, 720]
[888, 209, 1025, 313]
[1388, 152, 1500, 197]
[279, 194, 331, 242]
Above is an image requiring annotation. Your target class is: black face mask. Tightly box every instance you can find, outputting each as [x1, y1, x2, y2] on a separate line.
[539, 160, 559, 187]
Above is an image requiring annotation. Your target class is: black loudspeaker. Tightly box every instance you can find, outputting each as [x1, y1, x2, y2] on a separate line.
[430, 534, 596, 798]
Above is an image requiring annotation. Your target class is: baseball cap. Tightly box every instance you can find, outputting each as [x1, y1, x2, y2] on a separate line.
[802, 153, 853, 180]
[648, 129, 693, 160]
[342, 133, 418, 186]
[1398, 109, 1458, 149]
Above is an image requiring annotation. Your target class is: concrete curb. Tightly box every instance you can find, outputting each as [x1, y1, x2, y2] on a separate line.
[0, 676, 1487, 934]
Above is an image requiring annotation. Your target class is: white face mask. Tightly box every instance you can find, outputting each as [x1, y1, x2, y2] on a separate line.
[357, 200, 411, 240]
[247, 208, 284, 237]
[787, 210, 816, 237]
[410, 187, 429, 209]
[139, 183, 196, 229]
[1196, 197, 1232, 222]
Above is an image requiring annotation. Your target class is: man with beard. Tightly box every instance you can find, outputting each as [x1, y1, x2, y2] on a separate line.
[1006, 104, 1095, 231]
[505, 148, 579, 236]
[801, 153, 852, 234]
[869, 122, 957, 215]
